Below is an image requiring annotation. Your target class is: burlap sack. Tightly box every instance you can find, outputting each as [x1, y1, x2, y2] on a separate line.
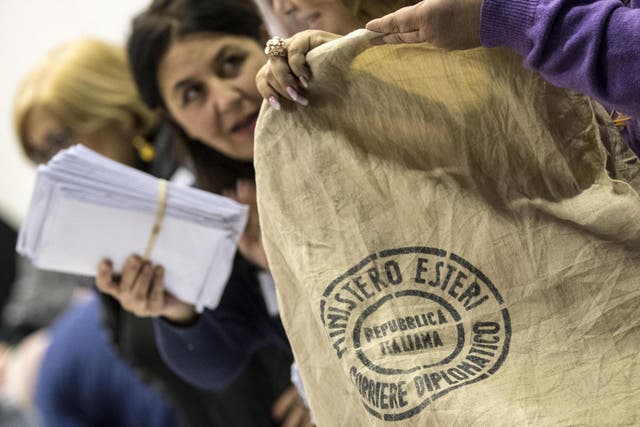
[255, 31, 640, 426]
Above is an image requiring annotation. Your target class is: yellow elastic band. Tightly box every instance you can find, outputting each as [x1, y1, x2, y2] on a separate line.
[610, 110, 632, 129]
[143, 179, 168, 261]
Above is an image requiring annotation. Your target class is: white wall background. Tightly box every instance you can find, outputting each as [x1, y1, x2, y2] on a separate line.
[0, 0, 151, 228]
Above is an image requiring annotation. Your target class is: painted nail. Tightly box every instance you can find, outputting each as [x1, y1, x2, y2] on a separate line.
[286, 86, 309, 106]
[268, 96, 281, 111]
[299, 76, 309, 89]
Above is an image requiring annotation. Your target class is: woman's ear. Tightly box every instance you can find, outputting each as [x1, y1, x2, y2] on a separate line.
[121, 115, 139, 138]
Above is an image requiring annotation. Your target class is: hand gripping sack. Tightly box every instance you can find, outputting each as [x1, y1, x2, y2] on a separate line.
[255, 31, 640, 426]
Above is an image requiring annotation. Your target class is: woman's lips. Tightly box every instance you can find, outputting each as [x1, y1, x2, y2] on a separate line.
[232, 112, 259, 136]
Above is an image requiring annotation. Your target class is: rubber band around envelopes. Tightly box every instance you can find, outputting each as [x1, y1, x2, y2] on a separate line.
[143, 179, 168, 261]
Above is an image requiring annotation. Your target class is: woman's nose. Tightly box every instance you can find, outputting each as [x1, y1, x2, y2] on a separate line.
[207, 80, 243, 130]
[213, 83, 241, 114]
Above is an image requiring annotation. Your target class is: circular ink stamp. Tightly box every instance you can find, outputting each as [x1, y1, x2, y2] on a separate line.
[319, 247, 511, 421]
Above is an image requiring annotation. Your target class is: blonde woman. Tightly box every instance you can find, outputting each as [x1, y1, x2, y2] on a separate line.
[14, 38, 163, 168]
[6, 39, 179, 349]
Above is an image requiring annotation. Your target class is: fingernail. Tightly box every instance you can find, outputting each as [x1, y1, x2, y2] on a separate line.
[286, 86, 299, 101]
[286, 86, 309, 106]
[299, 76, 309, 89]
[268, 96, 281, 111]
[287, 86, 309, 106]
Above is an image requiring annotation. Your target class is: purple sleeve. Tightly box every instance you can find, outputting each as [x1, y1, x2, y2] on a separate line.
[480, 0, 640, 118]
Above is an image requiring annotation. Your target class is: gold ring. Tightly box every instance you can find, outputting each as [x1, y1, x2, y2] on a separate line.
[264, 36, 287, 57]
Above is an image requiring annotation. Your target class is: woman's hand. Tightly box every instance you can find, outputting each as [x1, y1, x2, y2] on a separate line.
[96, 254, 197, 325]
[272, 385, 315, 427]
[224, 180, 269, 270]
[256, 30, 341, 109]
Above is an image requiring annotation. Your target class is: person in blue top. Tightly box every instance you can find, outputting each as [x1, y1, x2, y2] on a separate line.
[35, 295, 180, 427]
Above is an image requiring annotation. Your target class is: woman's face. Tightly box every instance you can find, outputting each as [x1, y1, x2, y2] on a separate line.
[158, 34, 266, 161]
[272, 0, 361, 34]
[24, 106, 72, 164]
[24, 106, 135, 165]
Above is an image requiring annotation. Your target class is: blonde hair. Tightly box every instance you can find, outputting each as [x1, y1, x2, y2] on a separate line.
[343, 0, 419, 24]
[13, 38, 157, 158]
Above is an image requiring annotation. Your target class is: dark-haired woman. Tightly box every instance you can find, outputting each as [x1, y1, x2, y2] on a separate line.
[95, 0, 313, 426]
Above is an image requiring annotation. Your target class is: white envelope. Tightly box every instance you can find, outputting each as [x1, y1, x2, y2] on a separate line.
[17, 145, 248, 310]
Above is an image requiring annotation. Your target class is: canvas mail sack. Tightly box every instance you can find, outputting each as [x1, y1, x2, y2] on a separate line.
[255, 31, 640, 426]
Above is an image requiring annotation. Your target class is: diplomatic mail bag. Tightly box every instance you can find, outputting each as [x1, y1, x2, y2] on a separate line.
[255, 31, 640, 426]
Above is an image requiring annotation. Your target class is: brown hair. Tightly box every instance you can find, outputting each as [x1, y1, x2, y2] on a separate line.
[128, 0, 262, 193]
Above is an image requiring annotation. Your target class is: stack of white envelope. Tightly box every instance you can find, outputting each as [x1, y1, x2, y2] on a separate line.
[17, 145, 249, 311]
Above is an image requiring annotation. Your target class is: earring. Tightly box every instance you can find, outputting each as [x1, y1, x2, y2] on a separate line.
[132, 135, 155, 162]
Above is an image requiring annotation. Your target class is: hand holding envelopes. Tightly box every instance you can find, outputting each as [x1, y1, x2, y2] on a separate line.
[255, 30, 640, 425]
[17, 145, 248, 310]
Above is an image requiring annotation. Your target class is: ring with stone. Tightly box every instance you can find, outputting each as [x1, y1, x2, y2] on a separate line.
[264, 36, 287, 57]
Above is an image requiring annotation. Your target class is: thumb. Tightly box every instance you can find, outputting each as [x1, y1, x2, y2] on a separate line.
[366, 15, 398, 33]
[366, 4, 418, 33]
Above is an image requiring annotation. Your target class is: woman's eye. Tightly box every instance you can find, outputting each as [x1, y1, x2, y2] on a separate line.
[48, 129, 72, 147]
[182, 85, 203, 106]
[220, 55, 245, 78]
